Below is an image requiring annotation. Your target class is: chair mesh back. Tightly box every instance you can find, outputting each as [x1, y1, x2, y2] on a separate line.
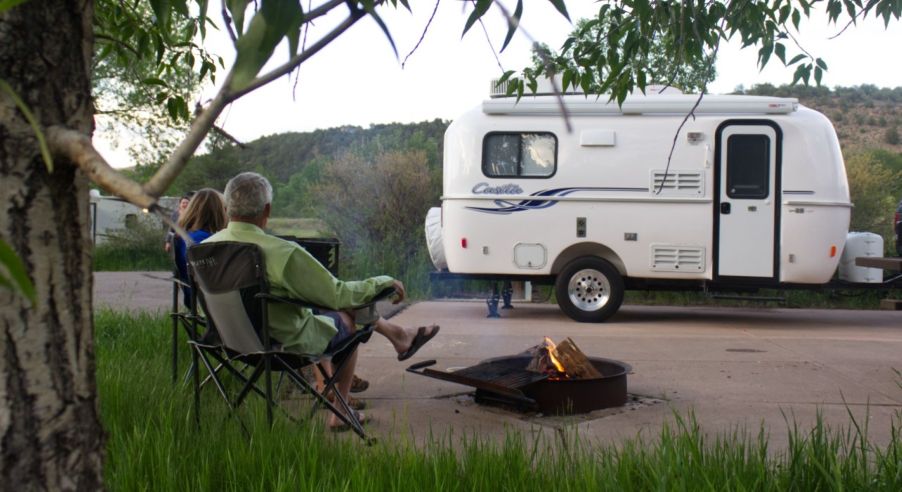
[188, 242, 268, 353]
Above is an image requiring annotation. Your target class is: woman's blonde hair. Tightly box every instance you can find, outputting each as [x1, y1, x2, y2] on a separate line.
[178, 188, 227, 233]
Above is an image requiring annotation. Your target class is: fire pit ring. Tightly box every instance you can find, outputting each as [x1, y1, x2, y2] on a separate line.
[408, 354, 631, 415]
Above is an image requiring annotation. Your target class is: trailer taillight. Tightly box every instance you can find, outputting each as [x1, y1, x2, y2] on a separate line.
[461, 238, 468, 248]
[829, 245, 837, 258]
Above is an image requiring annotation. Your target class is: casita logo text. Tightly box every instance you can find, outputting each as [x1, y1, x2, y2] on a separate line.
[472, 182, 523, 195]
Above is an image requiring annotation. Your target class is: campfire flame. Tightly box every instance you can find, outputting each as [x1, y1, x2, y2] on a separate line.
[543, 337, 567, 375]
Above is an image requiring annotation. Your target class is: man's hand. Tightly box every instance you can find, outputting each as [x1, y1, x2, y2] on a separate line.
[164, 242, 171, 253]
[391, 280, 406, 304]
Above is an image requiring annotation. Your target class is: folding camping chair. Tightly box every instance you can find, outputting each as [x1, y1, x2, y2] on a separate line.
[186, 241, 391, 441]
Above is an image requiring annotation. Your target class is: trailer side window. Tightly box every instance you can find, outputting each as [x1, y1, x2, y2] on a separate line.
[726, 134, 770, 199]
[483, 132, 556, 178]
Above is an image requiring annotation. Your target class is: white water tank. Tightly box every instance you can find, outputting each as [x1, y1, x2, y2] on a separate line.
[424, 207, 447, 271]
[838, 232, 884, 283]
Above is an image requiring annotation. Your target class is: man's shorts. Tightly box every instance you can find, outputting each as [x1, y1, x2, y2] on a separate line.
[317, 311, 355, 353]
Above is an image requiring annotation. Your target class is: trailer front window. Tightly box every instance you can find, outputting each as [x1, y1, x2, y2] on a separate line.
[483, 132, 557, 178]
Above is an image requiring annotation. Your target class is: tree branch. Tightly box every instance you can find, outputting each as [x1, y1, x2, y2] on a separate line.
[46, 126, 156, 209]
[221, 3, 238, 45]
[306, 0, 346, 23]
[143, 82, 231, 197]
[402, 0, 441, 68]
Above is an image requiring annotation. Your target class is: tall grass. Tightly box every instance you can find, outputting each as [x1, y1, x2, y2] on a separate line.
[97, 310, 902, 491]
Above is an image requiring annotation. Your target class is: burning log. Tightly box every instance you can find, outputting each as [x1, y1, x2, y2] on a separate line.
[526, 337, 602, 379]
[552, 338, 602, 379]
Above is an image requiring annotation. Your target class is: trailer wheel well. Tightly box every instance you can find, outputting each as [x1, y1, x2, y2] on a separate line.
[550, 243, 627, 276]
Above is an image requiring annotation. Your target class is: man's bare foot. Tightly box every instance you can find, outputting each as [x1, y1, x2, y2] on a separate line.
[397, 325, 440, 361]
[328, 411, 367, 432]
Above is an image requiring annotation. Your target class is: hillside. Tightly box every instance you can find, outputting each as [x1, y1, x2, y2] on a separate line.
[739, 84, 902, 154]
[162, 84, 900, 199]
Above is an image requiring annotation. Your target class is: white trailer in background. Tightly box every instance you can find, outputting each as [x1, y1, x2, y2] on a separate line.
[426, 84, 867, 322]
[89, 190, 175, 244]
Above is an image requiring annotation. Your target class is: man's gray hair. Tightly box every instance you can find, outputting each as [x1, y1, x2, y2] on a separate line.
[224, 172, 273, 218]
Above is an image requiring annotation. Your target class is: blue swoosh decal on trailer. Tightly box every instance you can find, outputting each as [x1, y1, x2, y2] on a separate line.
[465, 187, 647, 215]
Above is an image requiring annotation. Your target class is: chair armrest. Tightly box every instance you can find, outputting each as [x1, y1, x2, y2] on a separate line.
[170, 275, 192, 290]
[256, 287, 396, 312]
[256, 293, 326, 311]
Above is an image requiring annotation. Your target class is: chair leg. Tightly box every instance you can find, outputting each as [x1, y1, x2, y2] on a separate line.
[171, 314, 179, 384]
[233, 364, 266, 408]
[280, 358, 368, 441]
[194, 348, 235, 410]
[192, 344, 201, 426]
[264, 355, 273, 427]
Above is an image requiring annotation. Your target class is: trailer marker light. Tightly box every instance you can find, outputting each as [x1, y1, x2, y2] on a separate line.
[461, 238, 468, 248]
[829, 245, 837, 257]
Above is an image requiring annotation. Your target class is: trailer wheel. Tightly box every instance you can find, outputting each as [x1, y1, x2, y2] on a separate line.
[555, 257, 624, 323]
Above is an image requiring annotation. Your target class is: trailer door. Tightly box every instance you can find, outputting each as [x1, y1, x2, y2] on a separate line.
[715, 123, 780, 280]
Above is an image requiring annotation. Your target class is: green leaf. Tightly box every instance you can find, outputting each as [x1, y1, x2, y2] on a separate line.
[0, 238, 36, 305]
[227, 0, 252, 36]
[815, 57, 828, 70]
[365, 6, 398, 59]
[787, 53, 807, 65]
[0, 0, 29, 14]
[229, 0, 303, 91]
[0, 79, 53, 173]
[199, 0, 209, 32]
[775, 42, 786, 64]
[166, 97, 179, 120]
[562, 70, 573, 92]
[142, 77, 170, 87]
[791, 9, 801, 30]
[149, 0, 171, 29]
[462, 0, 491, 36]
[546, 0, 570, 22]
[500, 0, 523, 53]
[814, 66, 823, 85]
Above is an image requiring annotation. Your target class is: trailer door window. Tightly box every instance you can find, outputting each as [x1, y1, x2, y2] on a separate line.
[483, 132, 556, 178]
[726, 134, 770, 199]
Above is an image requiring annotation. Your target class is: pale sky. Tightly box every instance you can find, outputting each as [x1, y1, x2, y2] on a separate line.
[95, 1, 902, 167]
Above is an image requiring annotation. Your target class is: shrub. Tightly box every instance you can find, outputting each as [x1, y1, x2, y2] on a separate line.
[93, 215, 170, 271]
[845, 150, 902, 253]
[308, 150, 441, 295]
[885, 126, 900, 145]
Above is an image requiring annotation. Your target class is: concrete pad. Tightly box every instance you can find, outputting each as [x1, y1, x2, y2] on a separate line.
[354, 300, 902, 449]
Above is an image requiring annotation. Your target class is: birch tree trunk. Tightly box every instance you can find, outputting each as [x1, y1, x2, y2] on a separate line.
[0, 1, 104, 490]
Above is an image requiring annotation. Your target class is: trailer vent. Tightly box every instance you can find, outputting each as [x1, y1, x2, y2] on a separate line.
[650, 245, 705, 272]
[650, 171, 704, 195]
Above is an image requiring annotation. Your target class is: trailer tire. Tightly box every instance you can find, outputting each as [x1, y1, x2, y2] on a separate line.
[555, 257, 624, 323]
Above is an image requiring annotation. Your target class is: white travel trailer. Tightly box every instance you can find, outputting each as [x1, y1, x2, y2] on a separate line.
[427, 84, 854, 322]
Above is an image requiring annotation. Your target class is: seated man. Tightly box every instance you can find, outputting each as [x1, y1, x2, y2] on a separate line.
[207, 172, 439, 430]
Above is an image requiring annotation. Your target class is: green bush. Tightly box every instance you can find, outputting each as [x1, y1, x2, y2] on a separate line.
[845, 150, 902, 253]
[885, 126, 900, 145]
[308, 150, 441, 297]
[93, 216, 170, 271]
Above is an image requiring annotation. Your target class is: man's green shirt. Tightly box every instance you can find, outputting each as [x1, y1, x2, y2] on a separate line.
[206, 221, 394, 355]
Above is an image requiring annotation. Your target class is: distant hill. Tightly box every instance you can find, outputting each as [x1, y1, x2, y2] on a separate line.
[166, 119, 449, 196]
[158, 83, 900, 200]
[738, 84, 902, 154]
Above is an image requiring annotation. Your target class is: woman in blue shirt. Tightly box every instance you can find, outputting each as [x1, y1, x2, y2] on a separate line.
[174, 188, 228, 305]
